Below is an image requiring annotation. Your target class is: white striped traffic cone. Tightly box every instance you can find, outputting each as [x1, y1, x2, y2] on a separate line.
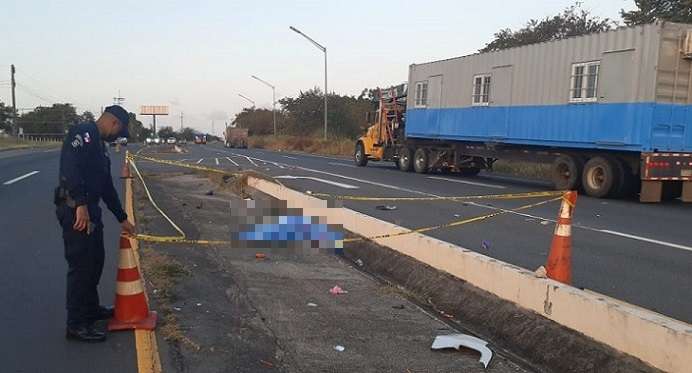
[108, 234, 157, 331]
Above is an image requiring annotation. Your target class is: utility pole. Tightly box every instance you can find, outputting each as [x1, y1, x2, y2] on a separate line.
[113, 90, 125, 106]
[180, 112, 184, 132]
[289, 26, 328, 140]
[10, 65, 17, 137]
[251, 75, 277, 136]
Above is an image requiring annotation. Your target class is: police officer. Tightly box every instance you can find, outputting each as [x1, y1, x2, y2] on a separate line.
[55, 105, 135, 342]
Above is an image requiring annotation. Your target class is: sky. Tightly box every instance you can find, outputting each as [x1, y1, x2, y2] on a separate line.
[0, 0, 635, 135]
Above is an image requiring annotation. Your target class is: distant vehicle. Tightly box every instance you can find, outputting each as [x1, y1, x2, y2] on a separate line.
[194, 135, 207, 144]
[166, 137, 177, 144]
[179, 139, 187, 145]
[154, 137, 162, 145]
[110, 137, 128, 147]
[145, 137, 154, 145]
[224, 128, 248, 148]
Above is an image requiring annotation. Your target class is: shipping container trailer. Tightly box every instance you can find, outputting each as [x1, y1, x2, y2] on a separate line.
[355, 22, 692, 202]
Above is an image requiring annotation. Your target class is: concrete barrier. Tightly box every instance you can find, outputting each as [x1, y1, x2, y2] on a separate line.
[247, 176, 692, 373]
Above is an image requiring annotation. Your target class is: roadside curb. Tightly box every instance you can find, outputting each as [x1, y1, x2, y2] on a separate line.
[125, 165, 163, 373]
[247, 176, 692, 373]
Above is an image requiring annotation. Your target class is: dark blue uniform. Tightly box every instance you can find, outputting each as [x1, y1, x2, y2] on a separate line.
[55, 121, 127, 327]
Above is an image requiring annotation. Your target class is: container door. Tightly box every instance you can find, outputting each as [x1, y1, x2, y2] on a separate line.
[489, 65, 513, 139]
[427, 74, 443, 135]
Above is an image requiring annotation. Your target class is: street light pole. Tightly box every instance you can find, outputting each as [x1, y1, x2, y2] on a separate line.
[238, 93, 256, 108]
[289, 26, 327, 140]
[250, 75, 277, 137]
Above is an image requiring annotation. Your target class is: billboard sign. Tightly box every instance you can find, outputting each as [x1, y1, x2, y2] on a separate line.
[140, 105, 169, 115]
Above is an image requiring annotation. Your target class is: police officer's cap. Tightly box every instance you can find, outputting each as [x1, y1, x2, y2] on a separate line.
[104, 105, 130, 138]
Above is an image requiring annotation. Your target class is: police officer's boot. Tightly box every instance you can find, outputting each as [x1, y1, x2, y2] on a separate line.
[66, 323, 106, 343]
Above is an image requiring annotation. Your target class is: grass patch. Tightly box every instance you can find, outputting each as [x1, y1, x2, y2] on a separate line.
[139, 246, 200, 351]
[0, 136, 61, 150]
[249, 135, 354, 156]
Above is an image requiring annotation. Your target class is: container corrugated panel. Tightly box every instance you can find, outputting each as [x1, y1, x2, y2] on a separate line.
[406, 22, 692, 152]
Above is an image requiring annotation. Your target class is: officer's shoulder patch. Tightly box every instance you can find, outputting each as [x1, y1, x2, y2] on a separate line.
[71, 133, 84, 148]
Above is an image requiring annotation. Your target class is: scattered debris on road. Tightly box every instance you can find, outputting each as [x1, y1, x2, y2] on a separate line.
[329, 285, 348, 295]
[205, 190, 214, 196]
[481, 240, 491, 250]
[307, 302, 318, 307]
[431, 334, 493, 369]
[334, 345, 345, 352]
[376, 205, 397, 211]
[355, 258, 364, 267]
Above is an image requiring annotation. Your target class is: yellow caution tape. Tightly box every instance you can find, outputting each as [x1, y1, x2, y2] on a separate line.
[128, 152, 563, 247]
[310, 190, 564, 202]
[343, 195, 561, 243]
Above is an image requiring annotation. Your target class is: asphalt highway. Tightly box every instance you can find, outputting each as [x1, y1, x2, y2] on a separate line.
[0, 146, 136, 372]
[150, 142, 692, 324]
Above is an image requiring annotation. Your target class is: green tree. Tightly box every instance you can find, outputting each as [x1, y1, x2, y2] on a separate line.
[79, 111, 95, 122]
[622, 0, 692, 25]
[157, 126, 176, 139]
[126, 112, 150, 142]
[232, 108, 277, 136]
[180, 127, 196, 141]
[480, 4, 614, 52]
[0, 102, 13, 132]
[17, 103, 79, 134]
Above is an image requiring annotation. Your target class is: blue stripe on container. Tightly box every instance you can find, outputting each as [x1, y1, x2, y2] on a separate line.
[406, 103, 692, 152]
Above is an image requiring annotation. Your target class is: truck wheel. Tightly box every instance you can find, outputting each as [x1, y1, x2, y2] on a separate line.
[582, 157, 619, 198]
[459, 167, 481, 176]
[354, 142, 368, 167]
[398, 148, 414, 172]
[551, 155, 583, 190]
[413, 148, 429, 174]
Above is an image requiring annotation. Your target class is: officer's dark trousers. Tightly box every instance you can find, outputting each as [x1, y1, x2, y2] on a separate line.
[56, 204, 105, 327]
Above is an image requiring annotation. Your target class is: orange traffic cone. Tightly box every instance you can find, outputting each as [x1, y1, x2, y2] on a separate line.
[108, 235, 157, 331]
[120, 159, 132, 179]
[545, 191, 577, 284]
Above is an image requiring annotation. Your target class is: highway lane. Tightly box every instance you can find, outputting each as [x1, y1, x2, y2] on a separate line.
[144, 143, 692, 324]
[0, 147, 136, 372]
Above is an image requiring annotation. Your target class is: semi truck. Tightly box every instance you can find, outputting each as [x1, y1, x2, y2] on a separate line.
[224, 127, 248, 148]
[354, 22, 692, 202]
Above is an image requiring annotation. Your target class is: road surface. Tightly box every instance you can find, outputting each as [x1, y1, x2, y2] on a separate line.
[0, 147, 136, 372]
[156, 142, 692, 324]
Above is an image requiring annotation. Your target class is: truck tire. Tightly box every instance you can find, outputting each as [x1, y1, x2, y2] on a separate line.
[551, 155, 583, 190]
[459, 167, 481, 176]
[582, 157, 619, 198]
[413, 148, 429, 174]
[398, 148, 414, 172]
[354, 141, 368, 167]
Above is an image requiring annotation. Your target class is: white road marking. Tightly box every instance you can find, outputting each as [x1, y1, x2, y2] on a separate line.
[427, 176, 506, 189]
[225, 157, 239, 166]
[233, 154, 258, 167]
[328, 162, 357, 168]
[275, 175, 359, 189]
[232, 153, 282, 168]
[180, 159, 189, 162]
[196, 158, 204, 164]
[598, 230, 692, 253]
[282, 155, 297, 159]
[215, 158, 220, 165]
[3, 171, 40, 185]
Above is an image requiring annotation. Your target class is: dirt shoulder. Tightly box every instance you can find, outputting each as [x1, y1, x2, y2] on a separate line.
[132, 165, 531, 372]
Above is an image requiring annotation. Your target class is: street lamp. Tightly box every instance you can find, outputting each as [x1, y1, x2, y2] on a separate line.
[238, 93, 256, 108]
[289, 26, 327, 140]
[250, 75, 277, 136]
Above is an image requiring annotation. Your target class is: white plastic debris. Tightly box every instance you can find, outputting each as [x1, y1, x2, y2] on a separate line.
[431, 334, 493, 369]
[334, 345, 345, 352]
[307, 302, 318, 307]
[355, 259, 364, 267]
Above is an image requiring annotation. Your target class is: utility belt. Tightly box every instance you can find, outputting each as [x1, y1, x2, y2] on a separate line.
[54, 187, 97, 208]
[54, 187, 78, 208]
